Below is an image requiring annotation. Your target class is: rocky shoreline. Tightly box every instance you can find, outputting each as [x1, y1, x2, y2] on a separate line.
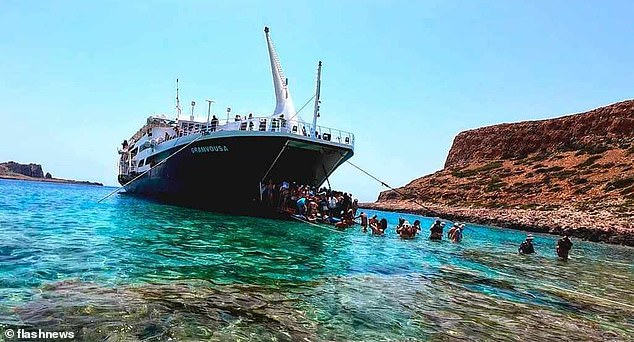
[0, 161, 102, 186]
[360, 200, 634, 247]
[0, 174, 103, 186]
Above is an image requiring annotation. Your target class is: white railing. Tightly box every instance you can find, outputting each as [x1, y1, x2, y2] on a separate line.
[165, 116, 355, 147]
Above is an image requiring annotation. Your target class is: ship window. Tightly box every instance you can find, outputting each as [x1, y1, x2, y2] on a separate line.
[146, 150, 169, 166]
[138, 159, 145, 167]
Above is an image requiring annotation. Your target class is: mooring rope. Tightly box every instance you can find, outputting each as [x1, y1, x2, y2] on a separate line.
[344, 159, 437, 214]
[98, 133, 206, 203]
[286, 94, 316, 123]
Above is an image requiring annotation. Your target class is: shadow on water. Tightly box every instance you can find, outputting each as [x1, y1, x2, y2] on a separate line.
[5, 280, 318, 341]
[104, 193, 352, 285]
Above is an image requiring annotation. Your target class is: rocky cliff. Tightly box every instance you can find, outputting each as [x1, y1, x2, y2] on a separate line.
[371, 100, 634, 245]
[1, 161, 44, 178]
[444, 100, 634, 168]
[0, 161, 102, 186]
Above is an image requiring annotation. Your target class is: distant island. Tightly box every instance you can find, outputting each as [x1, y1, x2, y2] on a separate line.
[362, 99, 634, 246]
[0, 161, 103, 186]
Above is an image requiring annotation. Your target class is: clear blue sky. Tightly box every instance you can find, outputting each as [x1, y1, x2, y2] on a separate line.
[1, 1, 633, 201]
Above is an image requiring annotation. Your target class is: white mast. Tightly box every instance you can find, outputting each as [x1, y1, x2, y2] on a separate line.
[175, 78, 182, 120]
[312, 61, 322, 138]
[264, 27, 297, 119]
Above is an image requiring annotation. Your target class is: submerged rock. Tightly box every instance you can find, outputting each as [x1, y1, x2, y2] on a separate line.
[8, 280, 316, 341]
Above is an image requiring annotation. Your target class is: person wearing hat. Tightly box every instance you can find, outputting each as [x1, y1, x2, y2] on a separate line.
[556, 235, 573, 261]
[518, 234, 535, 254]
[397, 220, 416, 239]
[448, 223, 464, 242]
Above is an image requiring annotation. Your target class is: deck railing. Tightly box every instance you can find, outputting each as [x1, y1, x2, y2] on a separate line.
[164, 116, 355, 147]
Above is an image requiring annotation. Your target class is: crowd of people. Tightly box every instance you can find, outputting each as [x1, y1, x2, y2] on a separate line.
[350, 213, 467, 242]
[260, 180, 359, 228]
[362, 216, 574, 260]
[259, 182, 574, 261]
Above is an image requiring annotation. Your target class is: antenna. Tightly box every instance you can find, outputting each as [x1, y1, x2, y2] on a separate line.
[190, 101, 195, 121]
[206, 99, 214, 126]
[175, 79, 182, 119]
[312, 61, 322, 138]
[226, 107, 231, 124]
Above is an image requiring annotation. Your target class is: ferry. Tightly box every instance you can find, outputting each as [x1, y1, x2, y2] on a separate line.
[117, 27, 355, 210]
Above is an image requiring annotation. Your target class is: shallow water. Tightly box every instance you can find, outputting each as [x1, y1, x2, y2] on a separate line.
[0, 178, 633, 341]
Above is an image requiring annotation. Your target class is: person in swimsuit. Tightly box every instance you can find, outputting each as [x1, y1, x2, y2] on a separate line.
[429, 220, 445, 240]
[556, 235, 573, 261]
[377, 218, 388, 235]
[368, 215, 378, 231]
[357, 212, 369, 232]
[449, 223, 464, 242]
[519, 234, 535, 254]
[412, 220, 422, 234]
[306, 200, 319, 222]
[335, 209, 355, 229]
[397, 220, 417, 239]
[371, 217, 386, 235]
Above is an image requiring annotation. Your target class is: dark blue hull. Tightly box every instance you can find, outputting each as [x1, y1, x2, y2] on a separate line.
[118, 134, 353, 210]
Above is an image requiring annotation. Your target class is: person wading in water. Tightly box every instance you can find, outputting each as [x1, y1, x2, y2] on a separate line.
[448, 223, 464, 242]
[396, 220, 416, 239]
[519, 234, 535, 254]
[356, 211, 368, 232]
[556, 235, 573, 261]
[429, 220, 445, 241]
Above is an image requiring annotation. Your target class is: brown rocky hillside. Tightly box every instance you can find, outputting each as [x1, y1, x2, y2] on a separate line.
[371, 100, 634, 243]
[0, 161, 44, 178]
[0, 161, 102, 186]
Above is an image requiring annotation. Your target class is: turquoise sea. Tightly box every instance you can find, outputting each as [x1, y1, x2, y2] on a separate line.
[0, 178, 633, 341]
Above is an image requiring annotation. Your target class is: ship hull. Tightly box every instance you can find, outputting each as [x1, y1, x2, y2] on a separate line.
[118, 133, 353, 211]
